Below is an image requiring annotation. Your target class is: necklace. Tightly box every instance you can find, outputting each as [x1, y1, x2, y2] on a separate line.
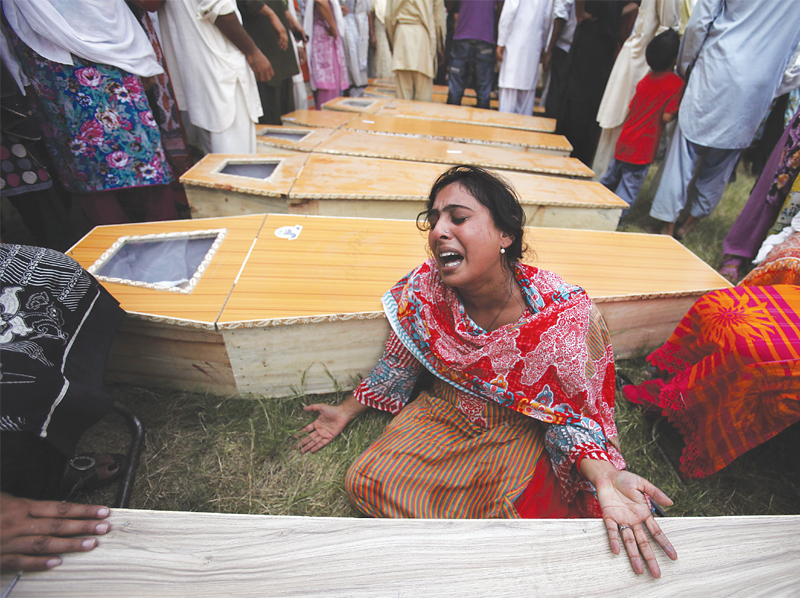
[486, 279, 515, 331]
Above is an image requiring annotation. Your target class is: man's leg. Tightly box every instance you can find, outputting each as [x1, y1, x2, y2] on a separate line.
[447, 39, 469, 105]
[198, 82, 257, 154]
[544, 47, 568, 119]
[650, 121, 699, 229]
[473, 40, 495, 110]
[615, 162, 650, 217]
[690, 147, 743, 219]
[395, 70, 414, 99]
[412, 71, 433, 102]
[498, 87, 519, 113]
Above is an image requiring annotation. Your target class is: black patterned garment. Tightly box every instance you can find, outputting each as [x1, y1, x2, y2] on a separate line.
[0, 244, 125, 456]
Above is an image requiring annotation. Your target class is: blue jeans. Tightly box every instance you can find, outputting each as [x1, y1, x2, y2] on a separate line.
[447, 39, 494, 109]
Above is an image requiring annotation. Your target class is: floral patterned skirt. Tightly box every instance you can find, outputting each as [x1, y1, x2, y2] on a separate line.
[12, 35, 172, 194]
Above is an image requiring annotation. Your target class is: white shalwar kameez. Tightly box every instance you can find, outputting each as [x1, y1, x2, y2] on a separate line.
[650, 0, 800, 224]
[158, 0, 262, 155]
[592, 0, 681, 179]
[496, 0, 552, 115]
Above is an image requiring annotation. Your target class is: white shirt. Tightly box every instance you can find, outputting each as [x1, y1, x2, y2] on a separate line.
[497, 0, 552, 91]
[552, 0, 576, 54]
[677, 0, 800, 149]
[158, 0, 262, 133]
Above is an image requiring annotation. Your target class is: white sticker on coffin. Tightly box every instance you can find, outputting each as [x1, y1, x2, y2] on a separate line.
[447, 150, 462, 154]
[274, 225, 303, 240]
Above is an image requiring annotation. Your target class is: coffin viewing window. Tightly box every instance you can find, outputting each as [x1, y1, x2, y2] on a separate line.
[219, 161, 279, 180]
[89, 229, 226, 293]
[340, 99, 376, 109]
[258, 129, 312, 142]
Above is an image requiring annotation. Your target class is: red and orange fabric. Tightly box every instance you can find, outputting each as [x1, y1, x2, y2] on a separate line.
[740, 232, 800, 286]
[633, 285, 800, 478]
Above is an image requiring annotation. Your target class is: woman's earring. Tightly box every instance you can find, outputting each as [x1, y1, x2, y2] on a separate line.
[500, 247, 506, 254]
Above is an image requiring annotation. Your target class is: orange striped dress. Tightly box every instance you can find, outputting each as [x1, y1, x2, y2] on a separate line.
[347, 378, 586, 518]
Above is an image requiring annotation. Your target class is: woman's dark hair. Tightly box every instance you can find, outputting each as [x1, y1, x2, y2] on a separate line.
[646, 29, 681, 73]
[417, 165, 528, 264]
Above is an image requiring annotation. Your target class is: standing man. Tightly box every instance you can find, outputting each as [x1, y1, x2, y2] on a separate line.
[386, 0, 445, 102]
[446, 0, 501, 110]
[542, 0, 576, 119]
[157, 0, 273, 154]
[650, 0, 800, 238]
[496, 0, 552, 116]
[239, 0, 305, 125]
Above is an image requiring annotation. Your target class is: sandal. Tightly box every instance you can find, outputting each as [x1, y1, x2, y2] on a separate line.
[62, 452, 127, 495]
[719, 262, 740, 283]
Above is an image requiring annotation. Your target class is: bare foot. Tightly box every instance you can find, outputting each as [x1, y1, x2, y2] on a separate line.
[675, 216, 699, 239]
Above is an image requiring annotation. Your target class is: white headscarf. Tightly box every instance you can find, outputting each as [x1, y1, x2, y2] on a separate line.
[2, 0, 163, 77]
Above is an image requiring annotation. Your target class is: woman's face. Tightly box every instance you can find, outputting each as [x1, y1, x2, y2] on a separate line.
[427, 183, 510, 290]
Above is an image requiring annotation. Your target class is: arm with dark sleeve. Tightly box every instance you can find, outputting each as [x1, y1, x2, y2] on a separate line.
[214, 11, 275, 80]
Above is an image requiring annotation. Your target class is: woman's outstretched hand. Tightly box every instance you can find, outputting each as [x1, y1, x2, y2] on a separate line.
[295, 394, 367, 453]
[581, 459, 677, 578]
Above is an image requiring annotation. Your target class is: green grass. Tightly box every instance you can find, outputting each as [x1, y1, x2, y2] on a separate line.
[74, 161, 800, 518]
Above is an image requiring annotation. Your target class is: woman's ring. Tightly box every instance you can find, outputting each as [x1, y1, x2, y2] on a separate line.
[619, 524, 632, 532]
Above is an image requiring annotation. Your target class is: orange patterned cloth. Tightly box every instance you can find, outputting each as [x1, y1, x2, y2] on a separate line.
[741, 232, 800, 286]
[636, 285, 800, 478]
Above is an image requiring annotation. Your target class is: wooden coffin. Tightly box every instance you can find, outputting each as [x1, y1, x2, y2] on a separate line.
[267, 117, 572, 156]
[341, 113, 571, 155]
[68, 214, 729, 398]
[281, 109, 355, 129]
[323, 96, 556, 133]
[4, 510, 798, 597]
[182, 152, 627, 229]
[256, 127, 593, 178]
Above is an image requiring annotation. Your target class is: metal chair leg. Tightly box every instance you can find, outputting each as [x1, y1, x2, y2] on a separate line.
[111, 401, 145, 508]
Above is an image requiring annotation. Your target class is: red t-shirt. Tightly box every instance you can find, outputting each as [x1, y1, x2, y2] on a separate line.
[614, 71, 685, 165]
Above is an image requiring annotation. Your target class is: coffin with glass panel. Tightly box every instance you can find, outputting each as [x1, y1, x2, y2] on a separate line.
[321, 97, 555, 133]
[180, 152, 627, 229]
[256, 127, 593, 178]
[68, 214, 730, 398]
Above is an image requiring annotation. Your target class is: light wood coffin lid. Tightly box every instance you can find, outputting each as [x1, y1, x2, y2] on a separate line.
[308, 129, 594, 178]
[342, 113, 572, 154]
[217, 214, 428, 326]
[375, 98, 556, 133]
[324, 96, 555, 133]
[179, 152, 307, 197]
[289, 153, 627, 210]
[281, 109, 356, 129]
[66, 215, 267, 329]
[218, 214, 729, 328]
[4, 511, 799, 597]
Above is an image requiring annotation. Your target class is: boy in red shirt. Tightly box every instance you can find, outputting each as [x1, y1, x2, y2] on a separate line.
[600, 29, 684, 223]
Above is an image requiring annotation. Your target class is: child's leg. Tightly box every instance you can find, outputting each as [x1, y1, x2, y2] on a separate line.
[599, 158, 623, 191]
[616, 162, 650, 218]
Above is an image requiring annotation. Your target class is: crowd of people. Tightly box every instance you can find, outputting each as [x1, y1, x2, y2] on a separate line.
[2, 0, 800, 583]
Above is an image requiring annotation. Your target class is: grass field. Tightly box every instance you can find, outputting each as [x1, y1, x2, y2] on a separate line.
[74, 161, 800, 518]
